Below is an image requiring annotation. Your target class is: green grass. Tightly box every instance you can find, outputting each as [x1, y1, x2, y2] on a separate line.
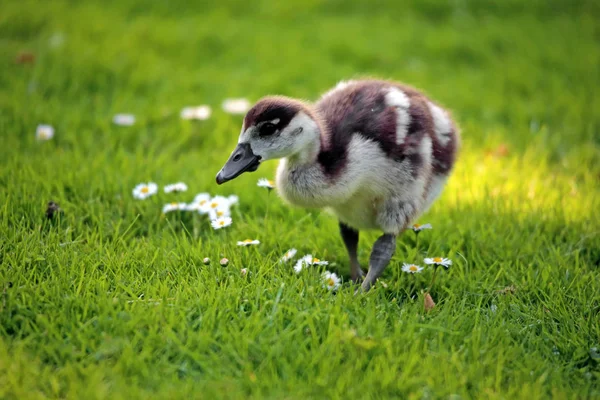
[1, 0, 599, 398]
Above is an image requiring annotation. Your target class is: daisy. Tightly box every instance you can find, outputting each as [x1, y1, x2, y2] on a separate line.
[219, 258, 229, 266]
[202, 257, 211, 265]
[162, 202, 187, 214]
[237, 239, 260, 246]
[180, 105, 212, 120]
[132, 182, 158, 200]
[424, 257, 452, 268]
[201, 195, 230, 214]
[309, 256, 328, 266]
[227, 195, 239, 206]
[208, 207, 231, 220]
[186, 193, 211, 211]
[240, 268, 248, 276]
[194, 192, 211, 204]
[164, 182, 188, 193]
[279, 248, 297, 263]
[222, 98, 251, 115]
[36, 124, 54, 141]
[49, 32, 65, 48]
[322, 271, 341, 291]
[411, 223, 432, 232]
[211, 216, 232, 230]
[293, 254, 328, 273]
[257, 178, 275, 190]
[113, 114, 136, 126]
[402, 263, 423, 274]
[294, 255, 313, 273]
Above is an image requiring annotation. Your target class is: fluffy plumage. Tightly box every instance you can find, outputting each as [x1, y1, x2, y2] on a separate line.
[217, 79, 460, 290]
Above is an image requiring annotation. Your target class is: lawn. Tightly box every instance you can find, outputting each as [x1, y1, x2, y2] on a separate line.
[1, 0, 599, 398]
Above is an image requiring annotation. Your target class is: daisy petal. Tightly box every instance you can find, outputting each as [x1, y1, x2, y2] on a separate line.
[211, 216, 232, 230]
[322, 271, 341, 291]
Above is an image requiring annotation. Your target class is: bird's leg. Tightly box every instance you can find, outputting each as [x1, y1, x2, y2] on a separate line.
[361, 233, 396, 292]
[339, 222, 365, 283]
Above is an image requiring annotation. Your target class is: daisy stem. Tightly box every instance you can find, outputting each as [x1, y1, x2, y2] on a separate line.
[428, 266, 439, 293]
[265, 190, 271, 231]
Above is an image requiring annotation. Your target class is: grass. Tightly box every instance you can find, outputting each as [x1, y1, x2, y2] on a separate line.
[1, 0, 599, 398]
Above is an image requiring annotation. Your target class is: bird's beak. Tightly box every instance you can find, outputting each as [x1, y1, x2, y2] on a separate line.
[216, 143, 261, 185]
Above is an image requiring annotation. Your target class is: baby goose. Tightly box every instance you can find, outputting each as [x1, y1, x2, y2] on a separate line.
[216, 79, 459, 291]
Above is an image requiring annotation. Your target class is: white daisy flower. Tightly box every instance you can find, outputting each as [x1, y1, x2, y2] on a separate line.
[132, 182, 158, 200]
[36, 124, 54, 141]
[49, 33, 65, 48]
[411, 223, 432, 232]
[208, 207, 231, 220]
[194, 193, 211, 203]
[280, 248, 297, 263]
[211, 216, 232, 230]
[180, 105, 212, 120]
[227, 195, 239, 206]
[201, 196, 231, 218]
[310, 256, 328, 266]
[240, 268, 248, 276]
[113, 114, 136, 126]
[322, 271, 341, 291]
[401, 263, 424, 274]
[162, 202, 187, 214]
[294, 255, 312, 273]
[293, 254, 328, 273]
[257, 178, 275, 190]
[201, 195, 229, 212]
[222, 98, 251, 114]
[424, 257, 452, 268]
[164, 182, 188, 193]
[186, 193, 211, 211]
[219, 258, 229, 266]
[202, 257, 211, 265]
[237, 239, 260, 246]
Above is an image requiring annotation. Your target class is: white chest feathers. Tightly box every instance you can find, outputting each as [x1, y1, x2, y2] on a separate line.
[275, 135, 428, 231]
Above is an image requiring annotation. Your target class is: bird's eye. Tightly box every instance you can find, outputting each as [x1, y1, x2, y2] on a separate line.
[260, 122, 277, 136]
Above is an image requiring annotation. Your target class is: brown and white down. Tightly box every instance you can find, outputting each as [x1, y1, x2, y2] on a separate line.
[216, 79, 460, 291]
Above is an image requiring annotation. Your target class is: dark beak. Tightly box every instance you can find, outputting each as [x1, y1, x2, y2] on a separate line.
[216, 143, 261, 185]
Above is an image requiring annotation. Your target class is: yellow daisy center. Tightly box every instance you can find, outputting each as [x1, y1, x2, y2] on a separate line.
[433, 257, 443, 263]
[170, 202, 177, 206]
[217, 211, 224, 217]
[210, 202, 218, 208]
[141, 187, 149, 194]
[39, 131, 49, 139]
[409, 265, 418, 272]
[313, 258, 320, 263]
[327, 278, 335, 286]
[219, 220, 225, 226]
[268, 180, 274, 186]
[413, 224, 421, 229]
[199, 200, 207, 205]
[243, 239, 253, 243]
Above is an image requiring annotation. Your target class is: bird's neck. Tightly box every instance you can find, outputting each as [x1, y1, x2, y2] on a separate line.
[286, 138, 320, 166]
[285, 110, 326, 167]
[275, 114, 333, 208]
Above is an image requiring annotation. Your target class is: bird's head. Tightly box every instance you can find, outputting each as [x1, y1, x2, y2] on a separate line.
[216, 96, 319, 184]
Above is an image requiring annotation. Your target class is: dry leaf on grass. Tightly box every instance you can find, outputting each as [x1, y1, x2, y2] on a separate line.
[424, 292, 436, 312]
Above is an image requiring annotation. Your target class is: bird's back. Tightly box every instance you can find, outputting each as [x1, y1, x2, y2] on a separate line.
[315, 79, 459, 180]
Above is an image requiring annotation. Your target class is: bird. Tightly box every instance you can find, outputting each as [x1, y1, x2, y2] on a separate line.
[216, 79, 460, 291]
